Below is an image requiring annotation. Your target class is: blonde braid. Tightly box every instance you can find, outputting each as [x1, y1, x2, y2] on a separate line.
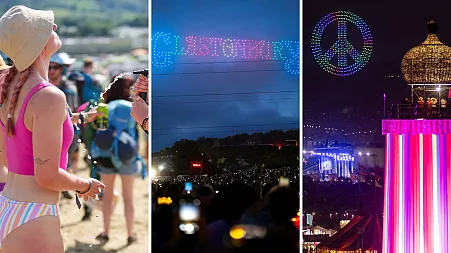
[0, 67, 17, 108]
[5, 68, 30, 137]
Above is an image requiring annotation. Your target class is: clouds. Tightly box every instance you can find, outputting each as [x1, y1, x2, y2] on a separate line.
[152, 69, 299, 150]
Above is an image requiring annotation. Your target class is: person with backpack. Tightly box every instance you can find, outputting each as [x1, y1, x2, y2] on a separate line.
[71, 57, 104, 221]
[78, 58, 103, 168]
[91, 75, 144, 245]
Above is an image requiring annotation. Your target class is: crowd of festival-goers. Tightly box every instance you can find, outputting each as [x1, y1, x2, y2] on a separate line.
[151, 166, 300, 253]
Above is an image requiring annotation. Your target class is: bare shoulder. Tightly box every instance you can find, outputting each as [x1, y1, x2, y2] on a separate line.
[28, 83, 66, 117]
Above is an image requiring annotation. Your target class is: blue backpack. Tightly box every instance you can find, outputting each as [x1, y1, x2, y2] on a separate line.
[90, 100, 141, 169]
[80, 72, 102, 104]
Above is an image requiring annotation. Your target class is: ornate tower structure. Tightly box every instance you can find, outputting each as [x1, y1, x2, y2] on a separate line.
[382, 21, 451, 253]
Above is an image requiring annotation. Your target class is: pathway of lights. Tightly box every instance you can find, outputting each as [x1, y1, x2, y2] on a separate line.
[311, 11, 373, 76]
[303, 211, 355, 219]
[304, 124, 374, 135]
[152, 32, 299, 75]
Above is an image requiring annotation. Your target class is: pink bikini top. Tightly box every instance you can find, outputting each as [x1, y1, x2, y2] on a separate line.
[0, 82, 74, 175]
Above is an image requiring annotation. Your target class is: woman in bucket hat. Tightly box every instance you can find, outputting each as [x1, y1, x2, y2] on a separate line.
[0, 6, 105, 253]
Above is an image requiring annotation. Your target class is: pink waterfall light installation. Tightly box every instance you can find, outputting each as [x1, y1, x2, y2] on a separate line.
[382, 120, 451, 253]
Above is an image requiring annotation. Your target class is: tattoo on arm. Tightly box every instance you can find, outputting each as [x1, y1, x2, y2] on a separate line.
[34, 158, 50, 165]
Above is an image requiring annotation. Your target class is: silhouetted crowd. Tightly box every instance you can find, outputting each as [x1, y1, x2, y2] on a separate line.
[151, 166, 300, 253]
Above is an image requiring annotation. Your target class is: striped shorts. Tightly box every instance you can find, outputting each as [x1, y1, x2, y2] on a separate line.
[0, 194, 59, 248]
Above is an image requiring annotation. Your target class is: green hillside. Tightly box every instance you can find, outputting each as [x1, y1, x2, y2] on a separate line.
[0, 1, 148, 36]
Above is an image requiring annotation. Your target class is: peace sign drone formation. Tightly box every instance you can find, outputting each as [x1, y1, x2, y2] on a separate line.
[311, 11, 373, 77]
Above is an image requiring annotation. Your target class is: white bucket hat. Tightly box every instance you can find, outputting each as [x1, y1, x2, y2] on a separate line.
[0, 5, 54, 72]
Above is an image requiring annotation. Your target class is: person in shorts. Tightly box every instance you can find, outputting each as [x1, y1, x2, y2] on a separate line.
[93, 75, 139, 245]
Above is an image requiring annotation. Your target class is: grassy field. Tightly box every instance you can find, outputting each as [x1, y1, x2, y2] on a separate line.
[61, 132, 149, 253]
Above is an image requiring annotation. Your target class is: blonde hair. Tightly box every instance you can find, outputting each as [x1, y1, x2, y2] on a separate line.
[0, 66, 30, 137]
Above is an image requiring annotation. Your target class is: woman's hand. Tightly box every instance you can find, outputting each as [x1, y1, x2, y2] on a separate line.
[134, 75, 148, 95]
[131, 97, 149, 127]
[77, 178, 106, 201]
[86, 106, 103, 123]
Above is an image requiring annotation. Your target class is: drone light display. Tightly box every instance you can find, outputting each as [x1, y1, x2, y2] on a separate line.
[311, 11, 373, 76]
[152, 32, 299, 75]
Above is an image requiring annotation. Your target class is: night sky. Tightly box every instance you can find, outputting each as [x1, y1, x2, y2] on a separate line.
[151, 0, 300, 151]
[303, 0, 451, 131]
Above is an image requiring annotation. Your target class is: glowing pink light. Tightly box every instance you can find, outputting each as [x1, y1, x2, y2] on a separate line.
[382, 120, 451, 253]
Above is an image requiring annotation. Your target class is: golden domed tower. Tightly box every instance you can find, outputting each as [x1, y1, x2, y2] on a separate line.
[402, 20, 451, 85]
[382, 20, 451, 253]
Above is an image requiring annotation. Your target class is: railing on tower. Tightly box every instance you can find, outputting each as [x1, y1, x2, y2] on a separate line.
[387, 103, 451, 120]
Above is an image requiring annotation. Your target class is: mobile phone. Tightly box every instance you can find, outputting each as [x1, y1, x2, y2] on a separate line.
[279, 177, 290, 187]
[132, 69, 148, 104]
[179, 203, 200, 222]
[184, 182, 193, 192]
[179, 203, 200, 234]
[138, 92, 147, 102]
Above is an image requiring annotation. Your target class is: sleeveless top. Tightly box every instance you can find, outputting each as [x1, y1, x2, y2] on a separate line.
[0, 82, 74, 175]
